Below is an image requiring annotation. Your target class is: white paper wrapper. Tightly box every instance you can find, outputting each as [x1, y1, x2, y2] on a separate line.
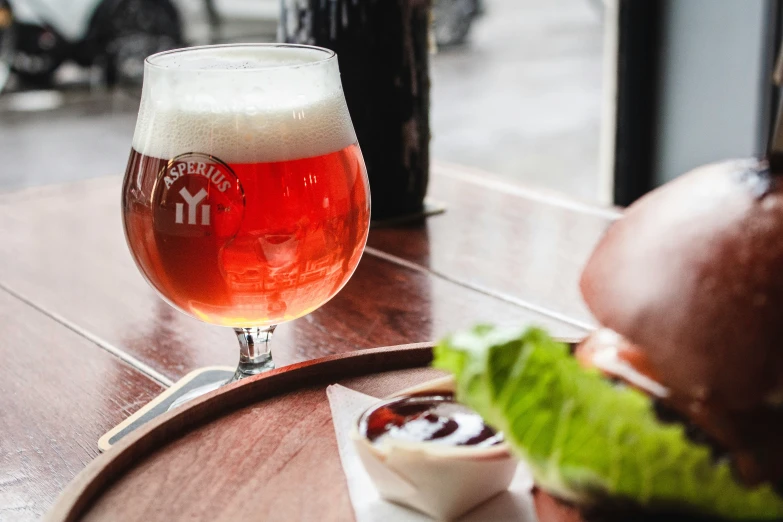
[327, 384, 538, 522]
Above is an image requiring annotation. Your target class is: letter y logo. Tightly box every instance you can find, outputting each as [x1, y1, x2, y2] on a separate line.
[154, 152, 244, 239]
[176, 188, 210, 225]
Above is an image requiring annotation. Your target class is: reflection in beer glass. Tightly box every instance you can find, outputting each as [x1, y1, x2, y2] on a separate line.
[122, 44, 370, 382]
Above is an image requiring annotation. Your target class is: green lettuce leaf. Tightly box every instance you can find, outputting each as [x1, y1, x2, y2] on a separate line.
[433, 325, 783, 520]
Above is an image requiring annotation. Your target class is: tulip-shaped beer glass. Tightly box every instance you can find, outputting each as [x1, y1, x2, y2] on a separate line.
[122, 44, 370, 381]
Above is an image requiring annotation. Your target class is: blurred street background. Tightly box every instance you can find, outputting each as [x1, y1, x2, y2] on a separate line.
[0, 0, 604, 201]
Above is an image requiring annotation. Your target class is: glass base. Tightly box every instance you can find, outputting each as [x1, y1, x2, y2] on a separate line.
[232, 352, 275, 382]
[167, 327, 278, 410]
[233, 325, 276, 380]
[99, 325, 279, 450]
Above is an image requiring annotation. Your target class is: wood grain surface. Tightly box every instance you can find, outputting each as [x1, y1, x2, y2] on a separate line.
[45, 345, 439, 522]
[367, 163, 619, 328]
[0, 166, 610, 520]
[0, 288, 164, 521]
[0, 176, 586, 384]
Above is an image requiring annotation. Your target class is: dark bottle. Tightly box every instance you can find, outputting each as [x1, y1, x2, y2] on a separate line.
[280, 0, 431, 222]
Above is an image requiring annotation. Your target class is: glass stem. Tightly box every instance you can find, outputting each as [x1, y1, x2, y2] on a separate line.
[231, 326, 276, 382]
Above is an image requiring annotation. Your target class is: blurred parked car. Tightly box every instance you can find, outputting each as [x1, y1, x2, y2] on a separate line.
[433, 0, 483, 47]
[4, 0, 483, 89]
[7, 0, 183, 85]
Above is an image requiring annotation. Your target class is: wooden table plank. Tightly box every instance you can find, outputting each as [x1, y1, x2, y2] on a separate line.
[0, 168, 607, 520]
[0, 176, 585, 384]
[0, 288, 165, 521]
[367, 162, 620, 328]
[80, 366, 444, 522]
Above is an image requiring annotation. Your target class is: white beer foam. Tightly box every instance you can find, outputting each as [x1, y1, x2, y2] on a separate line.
[132, 46, 357, 163]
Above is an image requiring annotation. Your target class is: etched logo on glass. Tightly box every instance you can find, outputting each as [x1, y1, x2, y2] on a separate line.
[153, 153, 244, 239]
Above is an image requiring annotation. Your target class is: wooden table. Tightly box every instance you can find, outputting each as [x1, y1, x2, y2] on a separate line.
[0, 161, 618, 520]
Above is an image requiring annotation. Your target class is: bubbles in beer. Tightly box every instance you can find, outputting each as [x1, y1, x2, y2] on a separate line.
[133, 46, 356, 164]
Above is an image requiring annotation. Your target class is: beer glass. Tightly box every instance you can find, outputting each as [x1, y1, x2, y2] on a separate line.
[122, 44, 370, 383]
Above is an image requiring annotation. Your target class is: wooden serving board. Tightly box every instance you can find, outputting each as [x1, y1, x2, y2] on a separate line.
[45, 343, 441, 522]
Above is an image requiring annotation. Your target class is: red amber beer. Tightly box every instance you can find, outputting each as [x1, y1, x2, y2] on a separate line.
[122, 45, 370, 328]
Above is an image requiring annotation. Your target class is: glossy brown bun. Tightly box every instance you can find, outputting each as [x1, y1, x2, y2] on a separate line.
[580, 159, 783, 410]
